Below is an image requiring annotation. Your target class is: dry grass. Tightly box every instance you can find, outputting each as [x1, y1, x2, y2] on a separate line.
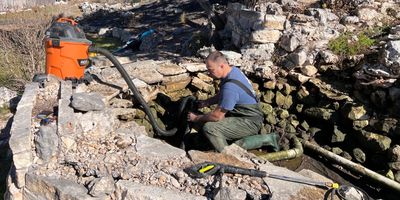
[0, 3, 81, 90]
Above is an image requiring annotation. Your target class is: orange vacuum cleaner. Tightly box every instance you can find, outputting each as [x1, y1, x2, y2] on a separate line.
[44, 18, 91, 80]
[39, 18, 185, 137]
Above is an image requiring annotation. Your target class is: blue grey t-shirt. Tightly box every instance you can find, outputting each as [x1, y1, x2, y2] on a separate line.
[219, 66, 257, 111]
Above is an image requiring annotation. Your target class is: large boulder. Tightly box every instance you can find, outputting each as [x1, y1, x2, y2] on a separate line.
[71, 93, 105, 112]
[355, 130, 392, 152]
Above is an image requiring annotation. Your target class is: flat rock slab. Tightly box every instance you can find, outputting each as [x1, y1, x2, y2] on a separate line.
[71, 93, 105, 112]
[25, 173, 97, 200]
[180, 62, 207, 72]
[123, 60, 164, 84]
[188, 150, 255, 169]
[157, 63, 187, 76]
[135, 133, 186, 160]
[115, 180, 207, 200]
[258, 164, 326, 200]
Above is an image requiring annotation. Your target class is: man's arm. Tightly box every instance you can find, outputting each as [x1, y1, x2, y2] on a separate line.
[198, 93, 221, 108]
[188, 106, 227, 122]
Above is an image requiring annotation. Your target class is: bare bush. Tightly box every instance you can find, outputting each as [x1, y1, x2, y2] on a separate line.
[0, 19, 51, 90]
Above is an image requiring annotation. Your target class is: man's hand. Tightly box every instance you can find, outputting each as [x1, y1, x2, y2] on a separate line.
[187, 112, 200, 122]
[187, 106, 227, 123]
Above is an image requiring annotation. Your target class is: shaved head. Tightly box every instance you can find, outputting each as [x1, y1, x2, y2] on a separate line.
[205, 51, 232, 79]
[206, 51, 228, 65]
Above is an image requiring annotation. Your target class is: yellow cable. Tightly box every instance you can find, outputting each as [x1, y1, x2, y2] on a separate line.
[199, 165, 214, 173]
[331, 183, 340, 189]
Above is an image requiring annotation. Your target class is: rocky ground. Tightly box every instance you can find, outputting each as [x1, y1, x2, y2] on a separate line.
[2, 0, 400, 199]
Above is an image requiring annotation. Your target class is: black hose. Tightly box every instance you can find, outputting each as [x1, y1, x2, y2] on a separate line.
[177, 95, 197, 149]
[88, 46, 177, 136]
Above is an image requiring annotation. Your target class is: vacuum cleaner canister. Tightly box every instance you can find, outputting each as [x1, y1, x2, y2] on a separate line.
[44, 18, 92, 80]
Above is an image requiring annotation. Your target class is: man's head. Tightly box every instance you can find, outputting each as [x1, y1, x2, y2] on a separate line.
[205, 51, 231, 79]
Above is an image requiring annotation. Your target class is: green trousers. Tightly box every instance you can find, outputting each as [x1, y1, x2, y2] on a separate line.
[202, 104, 263, 152]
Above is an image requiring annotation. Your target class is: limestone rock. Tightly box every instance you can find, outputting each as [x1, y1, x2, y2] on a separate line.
[261, 15, 286, 30]
[76, 109, 119, 137]
[280, 34, 300, 52]
[319, 50, 339, 64]
[187, 150, 254, 169]
[357, 7, 381, 21]
[262, 90, 275, 104]
[303, 107, 334, 121]
[113, 131, 135, 149]
[88, 176, 115, 197]
[332, 147, 343, 155]
[157, 63, 187, 76]
[388, 162, 400, 171]
[285, 49, 307, 68]
[25, 173, 96, 200]
[263, 81, 276, 90]
[275, 91, 285, 107]
[221, 50, 242, 66]
[341, 15, 360, 25]
[114, 180, 206, 200]
[71, 93, 105, 112]
[265, 113, 277, 125]
[356, 130, 392, 152]
[288, 71, 310, 84]
[197, 73, 213, 83]
[382, 40, 400, 74]
[340, 151, 352, 161]
[123, 61, 164, 84]
[35, 124, 58, 162]
[277, 109, 289, 119]
[301, 65, 318, 76]
[388, 145, 400, 162]
[191, 77, 213, 93]
[353, 120, 369, 130]
[260, 103, 273, 114]
[331, 125, 346, 143]
[135, 133, 186, 160]
[241, 44, 275, 64]
[180, 62, 207, 72]
[162, 75, 191, 93]
[395, 171, 400, 183]
[109, 98, 133, 108]
[250, 29, 281, 44]
[352, 148, 366, 163]
[343, 104, 367, 121]
[215, 187, 247, 200]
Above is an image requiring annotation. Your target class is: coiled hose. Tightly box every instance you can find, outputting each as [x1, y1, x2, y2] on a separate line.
[89, 46, 184, 137]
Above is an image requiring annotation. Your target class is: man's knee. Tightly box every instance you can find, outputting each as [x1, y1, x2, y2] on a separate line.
[202, 122, 214, 133]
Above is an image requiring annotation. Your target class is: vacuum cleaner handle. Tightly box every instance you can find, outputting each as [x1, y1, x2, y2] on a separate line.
[57, 18, 78, 26]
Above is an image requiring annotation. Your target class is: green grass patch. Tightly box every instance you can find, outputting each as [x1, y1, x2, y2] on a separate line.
[328, 31, 375, 57]
[86, 34, 123, 51]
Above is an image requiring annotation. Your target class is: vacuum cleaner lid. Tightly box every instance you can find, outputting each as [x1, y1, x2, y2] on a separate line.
[45, 18, 90, 43]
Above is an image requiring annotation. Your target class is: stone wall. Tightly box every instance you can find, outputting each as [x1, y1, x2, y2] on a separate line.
[4, 74, 331, 199]
[6, 83, 38, 199]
